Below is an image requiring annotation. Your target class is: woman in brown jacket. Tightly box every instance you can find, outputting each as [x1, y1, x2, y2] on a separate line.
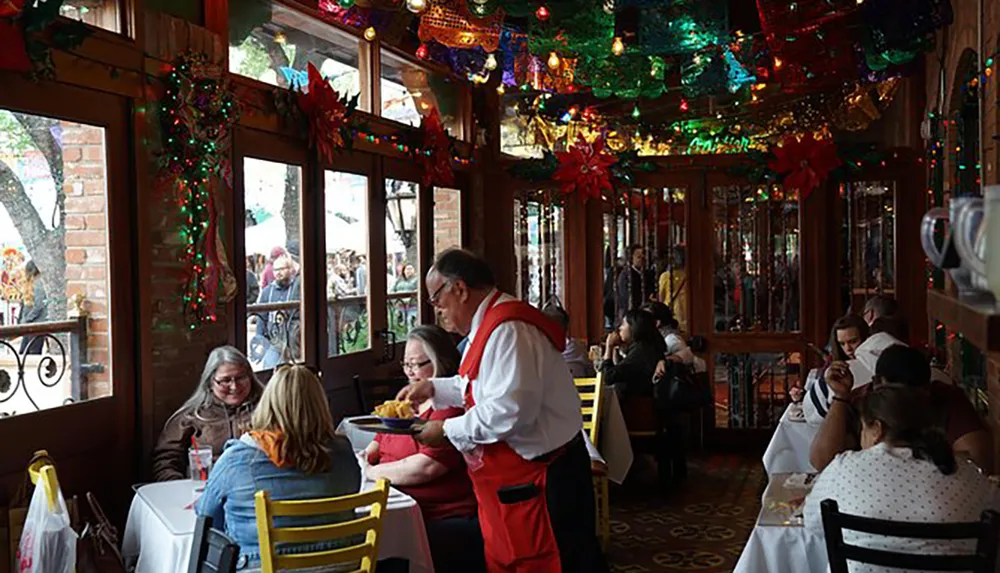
[152, 345, 264, 481]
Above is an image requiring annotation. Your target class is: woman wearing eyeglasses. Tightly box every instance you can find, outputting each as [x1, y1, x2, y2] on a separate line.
[362, 324, 485, 573]
[152, 345, 264, 481]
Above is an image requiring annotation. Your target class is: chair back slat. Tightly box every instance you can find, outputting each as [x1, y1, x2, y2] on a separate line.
[270, 514, 380, 544]
[255, 479, 390, 573]
[820, 499, 1000, 573]
[188, 516, 239, 573]
[574, 374, 604, 444]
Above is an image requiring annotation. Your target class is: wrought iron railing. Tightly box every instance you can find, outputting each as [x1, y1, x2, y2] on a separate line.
[0, 314, 101, 417]
[327, 295, 368, 356]
[714, 352, 798, 429]
[386, 291, 418, 342]
[247, 299, 302, 368]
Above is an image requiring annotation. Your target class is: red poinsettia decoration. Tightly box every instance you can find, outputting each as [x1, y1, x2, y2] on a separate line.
[298, 63, 348, 164]
[419, 108, 454, 187]
[552, 134, 617, 201]
[768, 133, 841, 200]
[0, 0, 31, 74]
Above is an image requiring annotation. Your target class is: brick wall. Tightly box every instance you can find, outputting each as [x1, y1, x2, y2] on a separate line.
[432, 187, 462, 257]
[61, 122, 111, 399]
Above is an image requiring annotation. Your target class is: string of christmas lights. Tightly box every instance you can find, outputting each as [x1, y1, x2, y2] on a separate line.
[160, 52, 240, 329]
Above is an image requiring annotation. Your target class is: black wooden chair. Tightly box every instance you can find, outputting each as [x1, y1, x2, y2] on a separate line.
[187, 515, 239, 573]
[820, 499, 1000, 573]
[353, 374, 410, 414]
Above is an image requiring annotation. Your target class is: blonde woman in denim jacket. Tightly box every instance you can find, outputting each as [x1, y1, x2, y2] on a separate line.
[195, 364, 359, 570]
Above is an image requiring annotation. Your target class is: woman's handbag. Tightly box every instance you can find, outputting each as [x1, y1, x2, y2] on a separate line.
[75, 492, 126, 573]
[655, 363, 711, 414]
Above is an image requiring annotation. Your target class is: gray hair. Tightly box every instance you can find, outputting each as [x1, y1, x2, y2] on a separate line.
[407, 325, 460, 377]
[179, 345, 263, 415]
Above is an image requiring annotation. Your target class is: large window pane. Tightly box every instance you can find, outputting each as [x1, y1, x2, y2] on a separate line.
[839, 181, 895, 313]
[325, 171, 369, 357]
[244, 157, 303, 371]
[713, 185, 800, 333]
[0, 111, 112, 417]
[60, 1, 121, 33]
[385, 179, 419, 342]
[514, 197, 564, 308]
[229, 1, 363, 105]
[381, 51, 462, 137]
[658, 187, 688, 332]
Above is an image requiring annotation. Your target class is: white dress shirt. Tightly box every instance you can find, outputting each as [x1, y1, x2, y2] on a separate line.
[431, 290, 583, 460]
[803, 443, 999, 572]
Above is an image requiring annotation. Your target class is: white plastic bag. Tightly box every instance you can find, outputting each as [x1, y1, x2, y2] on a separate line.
[17, 479, 77, 573]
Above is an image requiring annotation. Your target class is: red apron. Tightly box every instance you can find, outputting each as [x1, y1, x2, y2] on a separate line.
[458, 292, 567, 573]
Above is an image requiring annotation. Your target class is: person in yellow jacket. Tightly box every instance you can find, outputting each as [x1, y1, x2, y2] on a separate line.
[658, 247, 688, 333]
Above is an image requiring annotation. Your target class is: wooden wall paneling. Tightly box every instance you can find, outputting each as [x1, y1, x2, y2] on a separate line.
[562, 197, 587, 339]
[893, 150, 929, 346]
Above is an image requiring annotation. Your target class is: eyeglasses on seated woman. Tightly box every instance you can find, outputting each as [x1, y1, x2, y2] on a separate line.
[362, 324, 486, 573]
[195, 364, 360, 570]
[151, 345, 264, 482]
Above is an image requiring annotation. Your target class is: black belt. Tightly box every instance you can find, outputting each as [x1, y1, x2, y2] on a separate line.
[531, 433, 584, 463]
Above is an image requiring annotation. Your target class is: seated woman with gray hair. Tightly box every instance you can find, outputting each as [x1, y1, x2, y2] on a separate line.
[152, 346, 264, 481]
[362, 324, 484, 572]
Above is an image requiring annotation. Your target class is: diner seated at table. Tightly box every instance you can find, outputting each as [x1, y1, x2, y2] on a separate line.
[862, 294, 899, 328]
[362, 325, 485, 573]
[195, 364, 360, 570]
[809, 344, 992, 473]
[151, 346, 264, 482]
[641, 301, 698, 367]
[601, 309, 667, 397]
[544, 305, 596, 378]
[802, 315, 869, 424]
[803, 384, 998, 570]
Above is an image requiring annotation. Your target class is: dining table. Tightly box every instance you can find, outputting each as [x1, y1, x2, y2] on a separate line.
[761, 403, 820, 475]
[122, 477, 436, 573]
[732, 472, 828, 573]
[338, 389, 634, 484]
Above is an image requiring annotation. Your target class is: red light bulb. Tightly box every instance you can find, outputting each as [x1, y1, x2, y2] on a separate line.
[535, 5, 549, 21]
[679, 98, 689, 112]
[416, 44, 429, 59]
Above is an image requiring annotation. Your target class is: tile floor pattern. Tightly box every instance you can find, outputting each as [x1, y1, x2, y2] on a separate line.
[606, 455, 766, 572]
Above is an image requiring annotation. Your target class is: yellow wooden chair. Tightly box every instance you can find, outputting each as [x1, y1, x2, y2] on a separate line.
[254, 478, 390, 573]
[574, 374, 610, 552]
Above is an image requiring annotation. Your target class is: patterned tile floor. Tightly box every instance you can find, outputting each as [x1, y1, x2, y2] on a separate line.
[606, 454, 766, 572]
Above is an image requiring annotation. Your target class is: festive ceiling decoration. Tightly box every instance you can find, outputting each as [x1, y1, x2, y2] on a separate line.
[768, 133, 841, 200]
[418, 0, 505, 51]
[0, 0, 91, 77]
[160, 52, 240, 328]
[552, 134, 617, 200]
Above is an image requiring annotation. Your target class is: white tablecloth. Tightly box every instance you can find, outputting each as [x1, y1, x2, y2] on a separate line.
[762, 404, 819, 475]
[337, 391, 633, 484]
[122, 479, 435, 573]
[733, 473, 828, 573]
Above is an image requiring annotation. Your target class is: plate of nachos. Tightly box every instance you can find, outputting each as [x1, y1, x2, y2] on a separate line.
[350, 400, 424, 434]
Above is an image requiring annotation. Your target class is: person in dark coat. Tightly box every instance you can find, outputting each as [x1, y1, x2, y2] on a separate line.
[18, 261, 47, 355]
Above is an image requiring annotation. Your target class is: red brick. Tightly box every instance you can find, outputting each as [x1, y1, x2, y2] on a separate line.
[87, 301, 108, 314]
[65, 230, 106, 247]
[61, 147, 82, 163]
[64, 266, 83, 280]
[82, 146, 106, 162]
[84, 180, 107, 197]
[82, 266, 106, 280]
[65, 196, 106, 213]
[66, 248, 87, 264]
[65, 164, 105, 179]
[84, 247, 107, 263]
[85, 283, 107, 299]
[66, 284, 85, 297]
[60, 127, 104, 145]
[84, 214, 106, 229]
[64, 215, 86, 230]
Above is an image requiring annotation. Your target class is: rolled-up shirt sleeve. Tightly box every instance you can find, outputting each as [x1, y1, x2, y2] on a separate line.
[430, 375, 465, 409]
[443, 322, 545, 453]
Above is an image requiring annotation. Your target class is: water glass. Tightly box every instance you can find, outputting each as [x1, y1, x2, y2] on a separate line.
[188, 446, 213, 489]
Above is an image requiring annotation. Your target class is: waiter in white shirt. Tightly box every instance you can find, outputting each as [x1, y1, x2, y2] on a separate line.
[398, 249, 607, 573]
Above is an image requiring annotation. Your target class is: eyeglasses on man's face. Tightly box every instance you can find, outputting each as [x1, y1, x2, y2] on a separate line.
[428, 281, 452, 307]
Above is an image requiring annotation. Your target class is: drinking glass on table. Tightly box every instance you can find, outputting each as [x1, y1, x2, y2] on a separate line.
[188, 446, 213, 499]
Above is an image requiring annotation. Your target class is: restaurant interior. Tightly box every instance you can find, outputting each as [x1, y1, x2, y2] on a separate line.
[1, 0, 1000, 571]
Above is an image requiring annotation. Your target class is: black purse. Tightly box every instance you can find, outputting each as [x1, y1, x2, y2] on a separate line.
[655, 363, 711, 414]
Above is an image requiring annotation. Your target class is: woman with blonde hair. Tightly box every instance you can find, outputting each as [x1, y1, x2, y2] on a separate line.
[196, 364, 359, 569]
